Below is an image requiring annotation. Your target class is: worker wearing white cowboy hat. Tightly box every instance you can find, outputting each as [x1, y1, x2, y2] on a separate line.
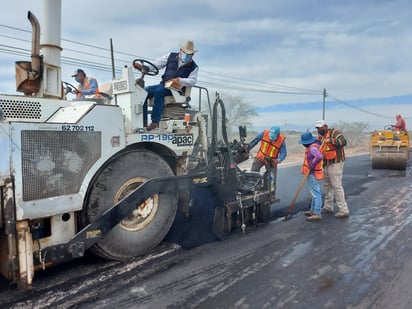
[133, 40, 199, 131]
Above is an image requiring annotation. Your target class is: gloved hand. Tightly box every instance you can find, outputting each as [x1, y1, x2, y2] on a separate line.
[166, 78, 183, 89]
[133, 62, 142, 70]
[171, 78, 182, 89]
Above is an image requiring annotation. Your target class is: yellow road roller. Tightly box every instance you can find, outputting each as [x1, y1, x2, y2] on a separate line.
[370, 125, 410, 170]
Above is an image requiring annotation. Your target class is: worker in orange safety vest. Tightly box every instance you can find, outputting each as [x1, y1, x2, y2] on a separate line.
[248, 126, 287, 197]
[71, 68, 102, 99]
[299, 131, 324, 221]
[315, 119, 349, 218]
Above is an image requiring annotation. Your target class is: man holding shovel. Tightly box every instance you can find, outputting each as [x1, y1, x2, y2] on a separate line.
[249, 126, 287, 199]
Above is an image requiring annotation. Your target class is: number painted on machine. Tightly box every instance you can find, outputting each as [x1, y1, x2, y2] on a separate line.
[141, 133, 193, 146]
[113, 80, 128, 92]
[62, 125, 95, 131]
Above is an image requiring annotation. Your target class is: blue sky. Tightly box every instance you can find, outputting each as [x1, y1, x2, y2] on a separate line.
[0, 0, 411, 131]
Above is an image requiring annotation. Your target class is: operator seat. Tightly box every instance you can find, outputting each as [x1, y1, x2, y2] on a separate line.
[73, 82, 113, 104]
[147, 81, 191, 120]
[161, 85, 191, 120]
[98, 82, 113, 104]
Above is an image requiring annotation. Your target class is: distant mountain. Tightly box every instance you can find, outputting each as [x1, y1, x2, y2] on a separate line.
[252, 94, 411, 132]
[252, 123, 313, 134]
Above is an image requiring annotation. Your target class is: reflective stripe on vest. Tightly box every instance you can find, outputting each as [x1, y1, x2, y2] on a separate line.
[256, 130, 285, 165]
[320, 130, 337, 160]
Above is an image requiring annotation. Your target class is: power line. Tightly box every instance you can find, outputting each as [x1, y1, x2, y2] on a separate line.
[0, 23, 323, 97]
[326, 93, 392, 119]
[1, 23, 402, 123]
[200, 69, 322, 94]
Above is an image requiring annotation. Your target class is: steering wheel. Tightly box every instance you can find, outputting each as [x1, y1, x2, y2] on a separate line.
[383, 125, 393, 130]
[132, 59, 159, 76]
[62, 81, 79, 95]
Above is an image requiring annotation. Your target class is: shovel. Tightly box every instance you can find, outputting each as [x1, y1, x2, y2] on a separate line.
[282, 170, 310, 221]
[283, 139, 325, 221]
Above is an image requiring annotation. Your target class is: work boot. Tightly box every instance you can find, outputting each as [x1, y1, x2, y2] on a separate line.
[304, 210, 314, 216]
[335, 211, 349, 218]
[321, 207, 334, 214]
[307, 214, 321, 221]
[147, 122, 159, 131]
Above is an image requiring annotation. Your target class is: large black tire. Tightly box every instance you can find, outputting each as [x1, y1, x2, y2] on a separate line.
[83, 150, 178, 260]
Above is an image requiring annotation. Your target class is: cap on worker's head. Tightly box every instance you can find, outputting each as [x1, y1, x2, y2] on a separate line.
[315, 120, 327, 128]
[299, 131, 316, 145]
[270, 126, 280, 135]
[71, 69, 86, 77]
[180, 40, 198, 54]
[269, 126, 280, 141]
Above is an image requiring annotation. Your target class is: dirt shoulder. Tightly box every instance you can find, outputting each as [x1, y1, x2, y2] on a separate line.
[239, 146, 369, 170]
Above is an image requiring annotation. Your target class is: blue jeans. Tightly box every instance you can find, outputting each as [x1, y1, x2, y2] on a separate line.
[307, 174, 322, 215]
[143, 83, 172, 124]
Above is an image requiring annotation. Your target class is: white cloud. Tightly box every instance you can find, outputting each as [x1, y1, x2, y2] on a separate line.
[0, 0, 411, 131]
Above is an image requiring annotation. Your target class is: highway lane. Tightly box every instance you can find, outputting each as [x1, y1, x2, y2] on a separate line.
[1, 153, 411, 308]
[165, 153, 374, 250]
[274, 153, 373, 217]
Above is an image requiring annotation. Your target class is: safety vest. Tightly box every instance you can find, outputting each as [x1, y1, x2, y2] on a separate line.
[256, 130, 285, 166]
[301, 144, 323, 180]
[77, 77, 102, 99]
[320, 130, 337, 160]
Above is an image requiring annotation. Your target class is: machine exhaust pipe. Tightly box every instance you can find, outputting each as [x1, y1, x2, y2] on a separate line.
[28, 11, 42, 75]
[15, 11, 43, 95]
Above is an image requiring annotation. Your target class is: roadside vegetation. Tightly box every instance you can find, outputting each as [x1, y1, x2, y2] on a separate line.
[245, 122, 370, 167]
[210, 92, 409, 167]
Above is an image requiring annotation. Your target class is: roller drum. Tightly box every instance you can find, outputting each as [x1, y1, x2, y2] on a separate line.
[371, 145, 408, 170]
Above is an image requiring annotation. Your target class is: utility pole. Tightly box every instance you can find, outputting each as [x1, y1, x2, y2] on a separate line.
[322, 88, 327, 120]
